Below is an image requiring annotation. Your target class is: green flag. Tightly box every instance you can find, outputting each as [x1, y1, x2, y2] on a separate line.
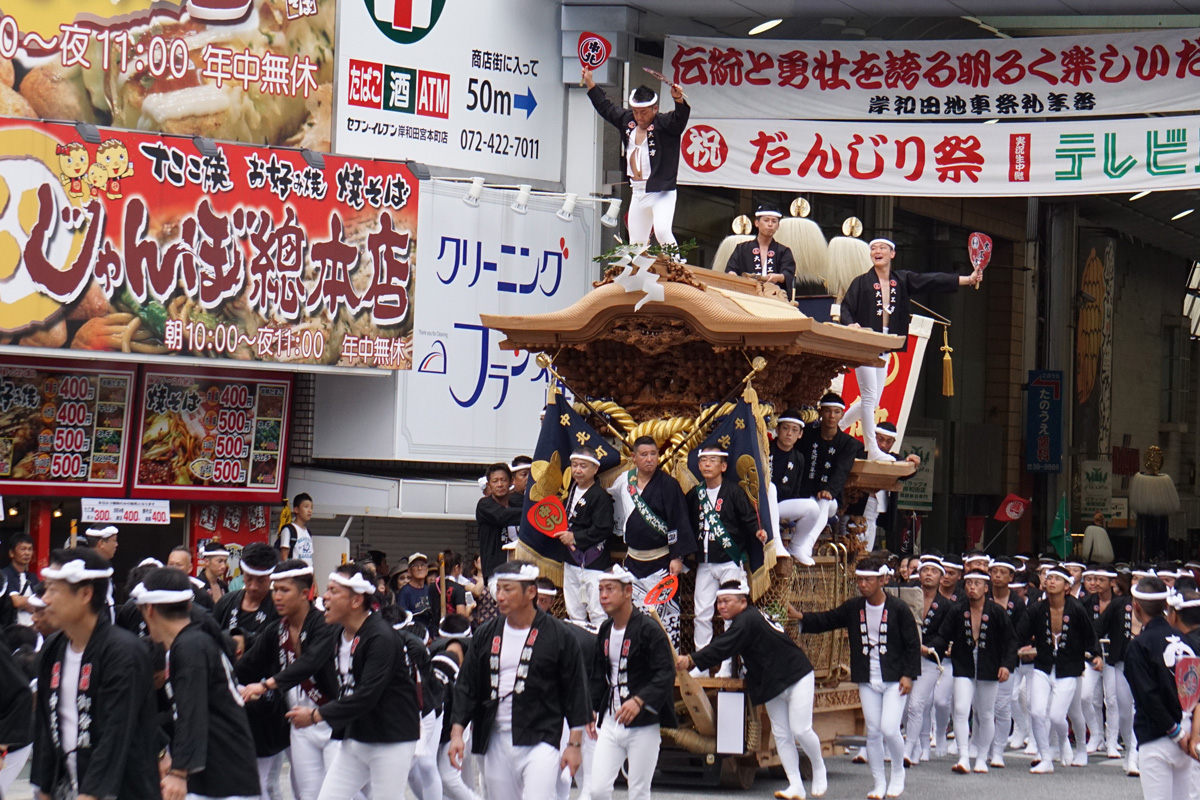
[1050, 493, 1070, 558]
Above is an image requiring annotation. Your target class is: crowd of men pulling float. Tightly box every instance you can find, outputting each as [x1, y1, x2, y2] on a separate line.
[0, 74, 1197, 800]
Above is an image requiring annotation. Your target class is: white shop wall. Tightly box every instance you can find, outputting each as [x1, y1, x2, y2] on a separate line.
[272, 510, 473, 563]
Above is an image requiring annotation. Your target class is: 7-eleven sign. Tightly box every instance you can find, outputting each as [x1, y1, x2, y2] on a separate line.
[374, 0, 432, 31]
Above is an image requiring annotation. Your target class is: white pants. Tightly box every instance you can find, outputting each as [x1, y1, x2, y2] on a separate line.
[766, 483, 793, 559]
[257, 752, 286, 800]
[483, 729, 561, 800]
[933, 663, 954, 751]
[694, 560, 746, 652]
[904, 658, 940, 759]
[290, 720, 338, 800]
[0, 743, 32, 794]
[1137, 735, 1199, 800]
[990, 669, 1015, 760]
[563, 564, 606, 626]
[410, 712, 443, 800]
[781, 497, 837, 562]
[841, 363, 887, 461]
[317, 739, 417, 800]
[632, 568, 681, 651]
[627, 186, 677, 248]
[1106, 662, 1135, 754]
[591, 721, 661, 800]
[557, 723, 596, 800]
[764, 672, 826, 795]
[863, 492, 883, 552]
[1081, 663, 1103, 748]
[1030, 669, 1077, 763]
[953, 678, 999, 768]
[438, 741, 483, 800]
[1013, 663, 1034, 745]
[859, 681, 907, 791]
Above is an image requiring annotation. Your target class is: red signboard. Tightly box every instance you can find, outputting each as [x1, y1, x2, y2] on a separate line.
[0, 358, 136, 497]
[132, 367, 291, 502]
[0, 118, 416, 370]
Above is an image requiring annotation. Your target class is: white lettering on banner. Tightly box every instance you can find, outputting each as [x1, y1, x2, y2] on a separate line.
[678, 113, 1200, 197]
[82, 498, 170, 525]
[665, 29, 1200, 120]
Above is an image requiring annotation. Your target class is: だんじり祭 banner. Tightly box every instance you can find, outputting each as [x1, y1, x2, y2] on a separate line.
[0, 118, 416, 370]
[0, 0, 334, 149]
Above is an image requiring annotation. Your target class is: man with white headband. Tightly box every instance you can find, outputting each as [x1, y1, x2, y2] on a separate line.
[1015, 562, 1102, 772]
[32, 547, 160, 800]
[986, 556, 1028, 763]
[840, 237, 980, 461]
[239, 560, 340, 800]
[1098, 570, 1138, 772]
[903, 555, 952, 764]
[786, 393, 861, 566]
[794, 556, 920, 799]
[927, 568, 1017, 774]
[83, 525, 119, 622]
[1124, 576, 1198, 799]
[477, 463, 523, 580]
[687, 444, 768, 675]
[681, 579, 827, 800]
[588, 564, 674, 800]
[449, 560, 591, 800]
[201, 542, 232, 603]
[725, 204, 798, 295]
[511, 455, 533, 497]
[137, 566, 260, 800]
[583, 69, 689, 249]
[427, 614, 481, 800]
[1078, 564, 1116, 757]
[287, 562, 421, 799]
[559, 445, 616, 626]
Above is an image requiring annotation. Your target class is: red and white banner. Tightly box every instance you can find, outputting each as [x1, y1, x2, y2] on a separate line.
[665, 29, 1200, 120]
[679, 112, 1200, 197]
[836, 315, 933, 451]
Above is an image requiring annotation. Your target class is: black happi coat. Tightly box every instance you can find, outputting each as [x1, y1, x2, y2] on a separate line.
[1016, 595, 1099, 678]
[687, 479, 759, 565]
[928, 598, 1018, 680]
[802, 595, 921, 684]
[216, 589, 289, 756]
[610, 469, 696, 578]
[991, 591, 1027, 633]
[590, 609, 676, 729]
[565, 481, 616, 571]
[431, 637, 467, 744]
[692, 604, 814, 705]
[1124, 616, 1195, 745]
[453, 609, 590, 753]
[33, 621, 161, 800]
[916, 592, 953, 662]
[769, 441, 807, 502]
[1098, 594, 1135, 664]
[476, 496, 522, 579]
[798, 425, 861, 500]
[0, 640, 32, 748]
[587, 85, 690, 192]
[213, 588, 280, 639]
[840, 268, 961, 347]
[166, 622, 260, 799]
[726, 238, 797, 296]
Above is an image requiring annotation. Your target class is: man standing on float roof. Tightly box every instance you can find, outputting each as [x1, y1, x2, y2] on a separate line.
[582, 67, 689, 248]
[840, 237, 981, 461]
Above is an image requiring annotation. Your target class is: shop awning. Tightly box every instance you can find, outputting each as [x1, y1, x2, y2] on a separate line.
[285, 468, 481, 521]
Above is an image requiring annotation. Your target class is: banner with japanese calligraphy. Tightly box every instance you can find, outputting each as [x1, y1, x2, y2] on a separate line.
[133, 368, 291, 502]
[0, 357, 136, 498]
[678, 112, 1200, 197]
[665, 29, 1200, 121]
[0, 0, 334, 148]
[0, 118, 417, 370]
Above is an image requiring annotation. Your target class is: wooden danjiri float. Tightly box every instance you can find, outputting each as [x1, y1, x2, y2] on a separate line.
[481, 251, 917, 790]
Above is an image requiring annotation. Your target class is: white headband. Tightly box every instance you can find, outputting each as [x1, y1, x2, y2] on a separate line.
[328, 571, 376, 595]
[1167, 592, 1200, 609]
[42, 559, 113, 583]
[138, 557, 163, 568]
[776, 416, 803, 426]
[27, 594, 46, 609]
[570, 453, 601, 466]
[1064, 561, 1086, 570]
[698, 449, 728, 458]
[1082, 568, 1118, 578]
[991, 560, 1017, 572]
[715, 581, 750, 597]
[509, 462, 532, 473]
[597, 564, 634, 585]
[495, 563, 541, 582]
[819, 400, 846, 410]
[203, 547, 229, 557]
[1133, 570, 1155, 579]
[1132, 586, 1171, 601]
[536, 586, 557, 597]
[919, 559, 946, 575]
[628, 91, 657, 107]
[855, 566, 893, 577]
[84, 525, 118, 538]
[964, 556, 992, 566]
[438, 626, 471, 639]
[1045, 567, 1072, 582]
[868, 238, 895, 249]
[1008, 582, 1027, 588]
[131, 583, 194, 605]
[272, 565, 314, 581]
[964, 572, 991, 582]
[755, 209, 783, 218]
[240, 562, 276, 576]
[1185, 562, 1200, 570]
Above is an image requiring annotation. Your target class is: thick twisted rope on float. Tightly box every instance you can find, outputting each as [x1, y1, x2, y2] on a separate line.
[572, 401, 637, 438]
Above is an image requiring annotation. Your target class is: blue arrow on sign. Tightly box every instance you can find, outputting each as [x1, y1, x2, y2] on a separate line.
[513, 87, 537, 118]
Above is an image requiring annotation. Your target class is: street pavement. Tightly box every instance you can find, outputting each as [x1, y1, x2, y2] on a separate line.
[5, 745, 1146, 800]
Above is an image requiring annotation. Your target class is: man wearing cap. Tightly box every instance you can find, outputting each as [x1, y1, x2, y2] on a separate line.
[840, 238, 981, 461]
[449, 560, 591, 800]
[477, 464, 523, 580]
[286, 562, 421, 799]
[787, 394, 861, 567]
[587, 564, 674, 800]
[559, 446, 616, 627]
[927, 569, 1017, 774]
[32, 547, 161, 800]
[83, 526, 119, 622]
[793, 556, 920, 799]
[239, 560, 340, 800]
[583, 70, 688, 249]
[903, 555, 953, 764]
[1125, 577, 1198, 799]
[277, 493, 315, 565]
[986, 556, 1028, 763]
[136, 566, 261, 800]
[399, 552, 441, 629]
[688, 445, 768, 675]
[725, 205, 797, 295]
[681, 579, 826, 800]
[608, 435, 695, 650]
